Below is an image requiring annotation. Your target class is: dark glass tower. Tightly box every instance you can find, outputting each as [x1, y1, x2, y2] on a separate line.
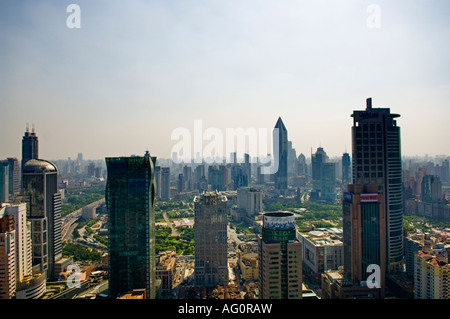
[106, 153, 157, 299]
[22, 159, 62, 279]
[351, 98, 403, 272]
[21, 125, 39, 172]
[274, 117, 288, 192]
[342, 152, 351, 188]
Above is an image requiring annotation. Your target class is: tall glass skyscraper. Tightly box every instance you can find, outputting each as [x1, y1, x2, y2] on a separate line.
[351, 98, 403, 272]
[274, 117, 288, 192]
[106, 153, 157, 299]
[21, 125, 39, 173]
[22, 159, 62, 280]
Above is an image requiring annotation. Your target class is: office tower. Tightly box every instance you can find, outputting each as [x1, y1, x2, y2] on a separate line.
[87, 162, 95, 177]
[0, 213, 16, 299]
[194, 164, 206, 191]
[231, 165, 247, 190]
[274, 117, 288, 191]
[342, 184, 386, 298]
[297, 153, 306, 177]
[177, 174, 184, 193]
[21, 125, 39, 173]
[243, 153, 251, 185]
[154, 166, 161, 199]
[106, 154, 157, 299]
[4, 158, 19, 199]
[161, 167, 170, 200]
[351, 97, 403, 272]
[311, 147, 328, 190]
[287, 141, 298, 177]
[257, 165, 265, 185]
[237, 187, 262, 217]
[193, 190, 228, 287]
[414, 248, 449, 299]
[0, 203, 32, 284]
[22, 159, 62, 280]
[183, 165, 192, 191]
[421, 175, 442, 203]
[342, 152, 351, 187]
[259, 212, 302, 299]
[0, 161, 9, 202]
[321, 162, 337, 203]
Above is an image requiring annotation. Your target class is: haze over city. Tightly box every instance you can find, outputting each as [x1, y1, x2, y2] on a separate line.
[1, 0, 449, 160]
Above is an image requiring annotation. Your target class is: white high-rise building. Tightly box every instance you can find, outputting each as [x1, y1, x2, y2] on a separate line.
[0, 203, 33, 299]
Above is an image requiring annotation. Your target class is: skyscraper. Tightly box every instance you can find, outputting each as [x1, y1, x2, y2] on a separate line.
[193, 190, 228, 287]
[421, 175, 442, 203]
[321, 162, 337, 203]
[342, 152, 351, 187]
[342, 184, 386, 298]
[259, 212, 302, 299]
[0, 203, 33, 286]
[21, 125, 39, 173]
[274, 117, 288, 192]
[106, 153, 157, 299]
[351, 97, 403, 272]
[0, 161, 9, 202]
[311, 147, 328, 190]
[22, 159, 62, 280]
[161, 167, 170, 200]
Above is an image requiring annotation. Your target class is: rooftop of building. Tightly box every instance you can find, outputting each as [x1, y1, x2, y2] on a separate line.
[23, 159, 57, 173]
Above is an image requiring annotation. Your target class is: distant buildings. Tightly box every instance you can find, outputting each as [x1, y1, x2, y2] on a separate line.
[106, 153, 157, 299]
[310, 147, 337, 203]
[160, 167, 170, 200]
[258, 212, 302, 299]
[193, 190, 228, 287]
[342, 152, 351, 188]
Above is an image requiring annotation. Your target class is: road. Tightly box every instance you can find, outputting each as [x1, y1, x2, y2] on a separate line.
[61, 198, 105, 242]
[162, 212, 179, 237]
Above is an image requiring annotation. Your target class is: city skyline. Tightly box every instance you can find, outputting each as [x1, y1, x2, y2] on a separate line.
[1, 1, 450, 160]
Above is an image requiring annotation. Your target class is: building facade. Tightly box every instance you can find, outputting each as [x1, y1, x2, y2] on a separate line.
[193, 190, 228, 287]
[351, 97, 403, 272]
[259, 212, 302, 299]
[342, 184, 386, 298]
[106, 154, 157, 299]
[22, 159, 62, 280]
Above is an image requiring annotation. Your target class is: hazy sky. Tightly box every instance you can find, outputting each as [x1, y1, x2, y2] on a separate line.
[1, 0, 449, 161]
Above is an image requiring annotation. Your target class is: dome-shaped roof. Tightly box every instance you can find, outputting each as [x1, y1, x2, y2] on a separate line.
[23, 159, 57, 173]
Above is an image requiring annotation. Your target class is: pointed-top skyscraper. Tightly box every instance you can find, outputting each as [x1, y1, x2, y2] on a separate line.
[274, 117, 288, 192]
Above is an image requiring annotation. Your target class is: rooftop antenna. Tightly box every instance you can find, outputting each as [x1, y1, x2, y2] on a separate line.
[26, 123, 29, 132]
[32, 123, 35, 134]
